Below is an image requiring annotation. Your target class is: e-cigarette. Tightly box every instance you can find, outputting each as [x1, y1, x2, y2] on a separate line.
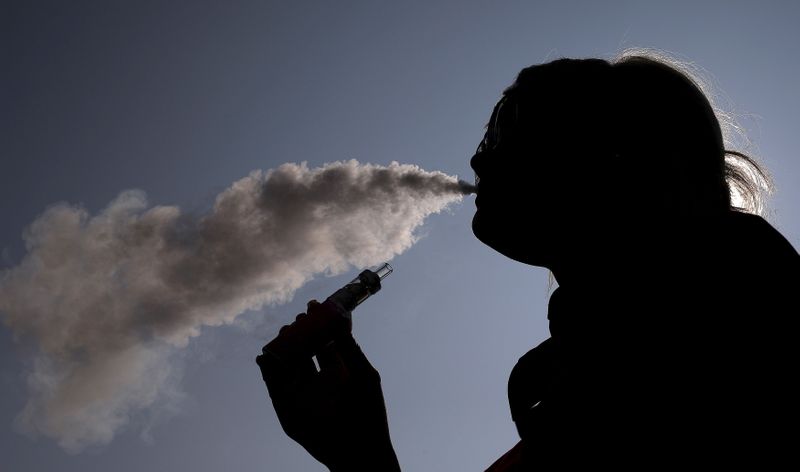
[323, 262, 393, 318]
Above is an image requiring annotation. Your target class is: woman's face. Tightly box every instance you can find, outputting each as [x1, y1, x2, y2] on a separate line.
[471, 140, 562, 268]
[469, 107, 600, 268]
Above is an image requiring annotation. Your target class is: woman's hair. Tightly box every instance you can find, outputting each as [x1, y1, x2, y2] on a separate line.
[477, 48, 773, 216]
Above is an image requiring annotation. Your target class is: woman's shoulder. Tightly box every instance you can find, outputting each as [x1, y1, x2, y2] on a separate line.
[723, 211, 798, 255]
[722, 211, 799, 286]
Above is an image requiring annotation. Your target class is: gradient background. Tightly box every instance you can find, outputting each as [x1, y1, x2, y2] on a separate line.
[2, 1, 799, 471]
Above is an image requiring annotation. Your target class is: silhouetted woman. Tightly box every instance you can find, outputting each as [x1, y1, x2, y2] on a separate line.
[257, 51, 800, 470]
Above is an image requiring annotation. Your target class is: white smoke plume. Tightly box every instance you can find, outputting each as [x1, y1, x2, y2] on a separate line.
[0, 160, 473, 452]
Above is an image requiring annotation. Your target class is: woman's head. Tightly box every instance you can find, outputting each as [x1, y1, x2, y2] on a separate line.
[470, 50, 771, 268]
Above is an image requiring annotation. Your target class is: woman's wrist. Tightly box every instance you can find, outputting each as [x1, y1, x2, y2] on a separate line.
[328, 443, 400, 472]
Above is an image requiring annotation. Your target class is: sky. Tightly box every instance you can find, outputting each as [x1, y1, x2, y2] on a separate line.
[2, 1, 799, 471]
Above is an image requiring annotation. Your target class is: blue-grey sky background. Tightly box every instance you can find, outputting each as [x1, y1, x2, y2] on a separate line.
[2, 1, 799, 470]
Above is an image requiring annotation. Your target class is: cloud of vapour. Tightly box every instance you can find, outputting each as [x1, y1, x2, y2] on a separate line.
[0, 160, 473, 452]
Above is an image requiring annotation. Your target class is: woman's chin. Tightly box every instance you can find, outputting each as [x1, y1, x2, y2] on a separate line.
[472, 212, 548, 267]
[471, 211, 493, 244]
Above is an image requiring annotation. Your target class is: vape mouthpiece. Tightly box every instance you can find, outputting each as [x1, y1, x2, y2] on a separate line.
[371, 262, 394, 281]
[458, 180, 478, 195]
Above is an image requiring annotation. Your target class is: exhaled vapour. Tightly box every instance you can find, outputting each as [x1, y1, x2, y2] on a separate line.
[0, 160, 474, 452]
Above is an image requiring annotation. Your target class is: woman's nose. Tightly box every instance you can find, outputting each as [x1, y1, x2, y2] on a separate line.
[470, 154, 483, 188]
[470, 151, 486, 176]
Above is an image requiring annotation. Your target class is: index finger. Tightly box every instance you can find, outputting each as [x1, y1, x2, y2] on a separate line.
[263, 299, 351, 362]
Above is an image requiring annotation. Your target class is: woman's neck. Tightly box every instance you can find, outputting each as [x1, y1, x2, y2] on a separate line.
[547, 216, 693, 292]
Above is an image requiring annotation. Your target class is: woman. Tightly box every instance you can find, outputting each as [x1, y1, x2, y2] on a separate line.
[257, 51, 799, 470]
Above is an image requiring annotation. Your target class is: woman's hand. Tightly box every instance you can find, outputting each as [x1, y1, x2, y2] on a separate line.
[256, 300, 400, 471]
